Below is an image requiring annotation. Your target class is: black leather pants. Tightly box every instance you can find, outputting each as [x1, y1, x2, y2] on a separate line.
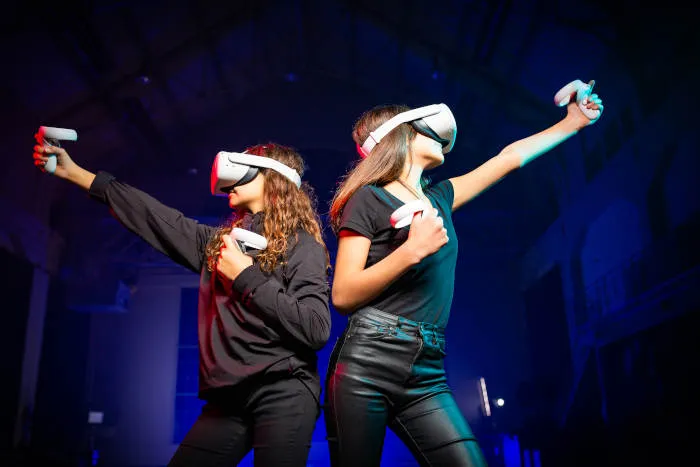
[324, 307, 488, 466]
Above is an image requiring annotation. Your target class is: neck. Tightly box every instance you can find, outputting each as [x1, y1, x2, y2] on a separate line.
[400, 163, 425, 194]
[248, 200, 265, 214]
[235, 204, 264, 219]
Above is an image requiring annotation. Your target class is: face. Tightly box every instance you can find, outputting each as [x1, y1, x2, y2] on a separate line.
[227, 171, 266, 213]
[410, 133, 445, 169]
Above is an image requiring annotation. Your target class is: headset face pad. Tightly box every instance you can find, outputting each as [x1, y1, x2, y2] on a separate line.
[410, 120, 450, 148]
[233, 167, 260, 188]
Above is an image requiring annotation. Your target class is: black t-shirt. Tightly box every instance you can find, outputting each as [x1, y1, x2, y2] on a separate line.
[338, 180, 457, 328]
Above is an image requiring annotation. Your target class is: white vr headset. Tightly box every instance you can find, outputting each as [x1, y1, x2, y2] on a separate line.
[211, 151, 302, 196]
[359, 103, 457, 158]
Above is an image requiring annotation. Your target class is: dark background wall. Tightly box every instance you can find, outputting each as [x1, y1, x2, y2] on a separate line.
[1, 1, 698, 466]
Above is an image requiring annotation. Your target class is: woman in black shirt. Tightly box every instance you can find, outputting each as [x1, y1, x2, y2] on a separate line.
[33, 142, 331, 466]
[325, 84, 604, 466]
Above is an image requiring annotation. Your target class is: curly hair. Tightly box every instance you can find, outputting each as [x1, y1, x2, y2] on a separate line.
[205, 143, 329, 273]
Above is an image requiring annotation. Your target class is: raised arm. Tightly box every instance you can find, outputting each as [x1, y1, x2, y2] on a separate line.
[449, 89, 603, 211]
[33, 145, 214, 273]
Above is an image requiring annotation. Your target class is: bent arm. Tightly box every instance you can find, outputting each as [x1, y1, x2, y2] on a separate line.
[450, 117, 581, 211]
[232, 237, 331, 351]
[331, 231, 420, 314]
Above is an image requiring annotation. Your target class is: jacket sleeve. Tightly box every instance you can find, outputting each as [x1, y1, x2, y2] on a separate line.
[231, 234, 331, 351]
[89, 171, 215, 273]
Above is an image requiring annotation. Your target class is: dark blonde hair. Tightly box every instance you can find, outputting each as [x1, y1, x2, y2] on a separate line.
[206, 143, 329, 273]
[329, 104, 429, 232]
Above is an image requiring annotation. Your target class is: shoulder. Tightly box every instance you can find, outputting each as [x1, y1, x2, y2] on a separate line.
[285, 230, 329, 273]
[346, 184, 379, 206]
[345, 184, 394, 215]
[288, 230, 327, 257]
[426, 179, 454, 206]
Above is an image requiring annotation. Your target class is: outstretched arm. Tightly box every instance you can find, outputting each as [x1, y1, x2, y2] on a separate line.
[33, 145, 214, 272]
[449, 89, 603, 211]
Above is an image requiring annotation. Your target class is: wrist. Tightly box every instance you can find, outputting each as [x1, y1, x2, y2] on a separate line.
[232, 258, 254, 280]
[68, 166, 97, 190]
[562, 114, 585, 132]
[398, 241, 424, 266]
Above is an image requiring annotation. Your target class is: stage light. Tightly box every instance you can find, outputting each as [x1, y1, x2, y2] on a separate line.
[496, 398, 505, 407]
[479, 377, 491, 417]
[88, 411, 104, 424]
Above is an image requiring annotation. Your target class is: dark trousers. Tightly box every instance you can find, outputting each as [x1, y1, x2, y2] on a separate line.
[168, 374, 319, 467]
[324, 307, 488, 467]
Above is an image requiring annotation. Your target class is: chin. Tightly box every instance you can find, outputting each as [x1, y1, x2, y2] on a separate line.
[427, 156, 445, 169]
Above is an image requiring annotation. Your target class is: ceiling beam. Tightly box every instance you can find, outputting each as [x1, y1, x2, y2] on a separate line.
[48, 1, 277, 124]
[44, 2, 165, 163]
[341, 0, 558, 129]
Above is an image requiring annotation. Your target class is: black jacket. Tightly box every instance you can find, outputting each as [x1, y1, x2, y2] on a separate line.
[89, 171, 331, 398]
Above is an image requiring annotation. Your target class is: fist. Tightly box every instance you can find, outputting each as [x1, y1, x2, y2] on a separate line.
[216, 233, 253, 283]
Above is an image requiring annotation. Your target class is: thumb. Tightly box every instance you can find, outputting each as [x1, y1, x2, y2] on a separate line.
[41, 145, 64, 155]
[222, 234, 235, 249]
[408, 209, 426, 230]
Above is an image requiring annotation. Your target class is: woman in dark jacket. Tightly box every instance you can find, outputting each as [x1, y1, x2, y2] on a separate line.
[33, 141, 331, 466]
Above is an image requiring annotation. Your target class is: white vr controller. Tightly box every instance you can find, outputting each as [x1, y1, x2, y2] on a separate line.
[36, 126, 78, 174]
[390, 199, 434, 229]
[554, 79, 600, 120]
[232, 228, 267, 253]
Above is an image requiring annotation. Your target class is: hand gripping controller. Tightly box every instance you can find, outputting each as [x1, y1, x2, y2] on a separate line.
[389, 199, 432, 229]
[554, 79, 600, 120]
[232, 228, 267, 254]
[35, 126, 78, 174]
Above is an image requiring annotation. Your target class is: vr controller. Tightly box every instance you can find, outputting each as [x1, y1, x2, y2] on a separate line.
[35, 126, 78, 174]
[232, 228, 267, 254]
[390, 199, 433, 229]
[554, 79, 600, 120]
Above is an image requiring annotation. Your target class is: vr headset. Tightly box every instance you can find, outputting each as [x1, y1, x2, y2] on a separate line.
[358, 103, 457, 158]
[211, 151, 302, 196]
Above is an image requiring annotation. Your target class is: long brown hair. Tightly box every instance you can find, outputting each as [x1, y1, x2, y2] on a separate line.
[329, 104, 429, 232]
[206, 143, 329, 273]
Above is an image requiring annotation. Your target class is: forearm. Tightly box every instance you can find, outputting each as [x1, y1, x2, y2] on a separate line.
[66, 165, 96, 190]
[232, 248, 331, 350]
[450, 118, 582, 210]
[503, 117, 581, 167]
[332, 243, 420, 314]
[251, 278, 331, 350]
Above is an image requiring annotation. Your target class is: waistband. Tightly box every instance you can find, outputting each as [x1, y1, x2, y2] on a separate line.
[352, 306, 445, 336]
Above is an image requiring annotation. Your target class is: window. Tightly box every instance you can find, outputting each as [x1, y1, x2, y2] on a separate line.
[172, 287, 204, 443]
